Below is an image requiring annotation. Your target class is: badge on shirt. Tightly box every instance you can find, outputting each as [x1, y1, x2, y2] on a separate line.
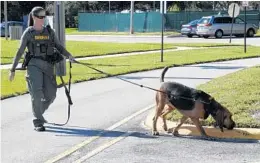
[35, 35, 49, 40]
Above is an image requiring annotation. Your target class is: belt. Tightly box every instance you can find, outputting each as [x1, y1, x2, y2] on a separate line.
[32, 55, 47, 61]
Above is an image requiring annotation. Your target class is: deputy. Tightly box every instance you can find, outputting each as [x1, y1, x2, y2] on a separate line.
[9, 6, 76, 132]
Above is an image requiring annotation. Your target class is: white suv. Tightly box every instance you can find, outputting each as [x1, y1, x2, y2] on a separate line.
[196, 15, 258, 38]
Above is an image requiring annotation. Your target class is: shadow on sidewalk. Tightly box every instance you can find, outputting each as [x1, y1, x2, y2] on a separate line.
[45, 125, 157, 139]
[153, 131, 259, 144]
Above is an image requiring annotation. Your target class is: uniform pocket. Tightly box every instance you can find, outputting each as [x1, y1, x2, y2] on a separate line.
[25, 74, 32, 94]
[52, 75, 57, 87]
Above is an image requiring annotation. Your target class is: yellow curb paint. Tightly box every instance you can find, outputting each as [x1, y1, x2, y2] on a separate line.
[73, 132, 132, 163]
[45, 104, 155, 163]
[145, 109, 260, 140]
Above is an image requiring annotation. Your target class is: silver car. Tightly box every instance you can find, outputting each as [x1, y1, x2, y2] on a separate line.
[0, 21, 24, 37]
[181, 19, 200, 38]
[196, 15, 258, 38]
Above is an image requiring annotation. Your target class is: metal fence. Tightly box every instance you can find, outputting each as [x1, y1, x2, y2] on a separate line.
[78, 10, 260, 32]
[78, 12, 162, 32]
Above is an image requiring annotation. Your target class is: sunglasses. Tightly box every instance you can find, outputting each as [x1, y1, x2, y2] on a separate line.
[35, 16, 46, 19]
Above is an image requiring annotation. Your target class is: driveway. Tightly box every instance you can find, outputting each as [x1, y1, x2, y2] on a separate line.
[66, 35, 260, 46]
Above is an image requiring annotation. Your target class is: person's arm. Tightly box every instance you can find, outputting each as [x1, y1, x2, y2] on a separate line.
[10, 29, 29, 72]
[51, 29, 73, 58]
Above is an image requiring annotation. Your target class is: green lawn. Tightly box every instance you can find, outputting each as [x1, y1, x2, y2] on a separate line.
[1, 38, 241, 65]
[1, 46, 259, 100]
[167, 65, 260, 128]
[0, 38, 175, 64]
[65, 28, 179, 36]
[256, 29, 260, 36]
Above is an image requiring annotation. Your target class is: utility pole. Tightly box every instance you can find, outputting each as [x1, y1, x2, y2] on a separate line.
[161, 1, 165, 62]
[54, 1, 66, 76]
[130, 1, 134, 34]
[244, 6, 247, 53]
[259, 1, 260, 29]
[4, 1, 8, 40]
[160, 1, 163, 13]
[164, 1, 167, 14]
[109, 1, 111, 13]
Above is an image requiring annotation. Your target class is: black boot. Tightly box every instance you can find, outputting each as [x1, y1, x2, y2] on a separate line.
[33, 119, 46, 132]
[34, 124, 46, 132]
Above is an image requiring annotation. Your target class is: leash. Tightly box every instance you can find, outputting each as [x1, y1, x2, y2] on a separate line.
[16, 60, 73, 126]
[73, 60, 211, 105]
[47, 61, 73, 126]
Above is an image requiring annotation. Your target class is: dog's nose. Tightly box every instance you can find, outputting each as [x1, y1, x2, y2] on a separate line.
[232, 122, 236, 128]
[228, 122, 236, 130]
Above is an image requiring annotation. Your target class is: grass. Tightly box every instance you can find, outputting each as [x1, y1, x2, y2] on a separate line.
[256, 29, 260, 36]
[0, 38, 175, 64]
[0, 38, 242, 65]
[1, 46, 259, 100]
[167, 65, 260, 128]
[65, 28, 180, 36]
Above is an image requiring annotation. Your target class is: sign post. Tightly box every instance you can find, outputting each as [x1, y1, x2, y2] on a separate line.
[161, 1, 164, 62]
[228, 3, 240, 43]
[54, 1, 66, 76]
[4, 1, 8, 40]
[242, 1, 248, 53]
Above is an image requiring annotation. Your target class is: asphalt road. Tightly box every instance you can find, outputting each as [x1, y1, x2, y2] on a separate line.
[2, 58, 260, 163]
[66, 35, 260, 46]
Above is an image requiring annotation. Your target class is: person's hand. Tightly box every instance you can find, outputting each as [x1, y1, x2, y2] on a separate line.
[68, 56, 76, 63]
[9, 71, 15, 82]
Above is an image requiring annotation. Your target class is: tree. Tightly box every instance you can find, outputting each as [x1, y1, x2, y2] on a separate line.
[1, 1, 45, 21]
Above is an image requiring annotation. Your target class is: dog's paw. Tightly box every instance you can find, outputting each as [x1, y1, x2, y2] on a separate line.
[173, 130, 179, 136]
[152, 131, 159, 136]
[212, 122, 218, 128]
[167, 128, 173, 133]
[162, 125, 168, 131]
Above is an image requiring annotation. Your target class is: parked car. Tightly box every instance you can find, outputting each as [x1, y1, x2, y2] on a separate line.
[1, 21, 24, 37]
[181, 19, 200, 38]
[196, 15, 258, 38]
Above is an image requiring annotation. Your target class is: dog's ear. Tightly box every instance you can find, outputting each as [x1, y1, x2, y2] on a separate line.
[216, 109, 224, 132]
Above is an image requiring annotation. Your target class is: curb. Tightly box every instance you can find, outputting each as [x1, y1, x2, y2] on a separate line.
[144, 109, 260, 140]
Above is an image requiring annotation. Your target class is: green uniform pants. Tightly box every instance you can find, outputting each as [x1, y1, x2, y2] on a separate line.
[26, 65, 57, 127]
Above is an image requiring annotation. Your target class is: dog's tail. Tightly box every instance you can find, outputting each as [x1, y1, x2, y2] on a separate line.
[160, 67, 169, 82]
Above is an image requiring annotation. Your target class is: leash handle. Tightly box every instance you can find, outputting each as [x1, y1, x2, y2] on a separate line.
[60, 76, 73, 105]
[47, 62, 73, 126]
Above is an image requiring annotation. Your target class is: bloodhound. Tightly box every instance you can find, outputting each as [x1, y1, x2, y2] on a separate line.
[152, 67, 236, 139]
